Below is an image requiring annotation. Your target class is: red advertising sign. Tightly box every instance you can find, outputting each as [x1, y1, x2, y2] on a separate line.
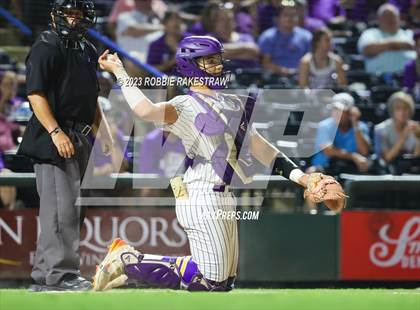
[340, 210, 420, 280]
[0, 208, 189, 279]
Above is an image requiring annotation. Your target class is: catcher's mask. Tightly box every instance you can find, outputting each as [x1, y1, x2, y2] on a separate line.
[175, 36, 230, 89]
[51, 0, 96, 44]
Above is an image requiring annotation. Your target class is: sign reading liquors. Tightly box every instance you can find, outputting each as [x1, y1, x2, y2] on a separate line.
[0, 209, 189, 278]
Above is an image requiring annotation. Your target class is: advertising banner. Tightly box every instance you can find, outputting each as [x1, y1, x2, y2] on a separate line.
[0, 208, 189, 278]
[340, 210, 420, 280]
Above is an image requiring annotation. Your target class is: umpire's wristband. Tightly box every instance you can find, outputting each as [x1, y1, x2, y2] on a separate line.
[49, 127, 62, 136]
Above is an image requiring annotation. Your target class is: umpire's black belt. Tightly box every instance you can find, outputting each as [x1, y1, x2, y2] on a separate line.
[62, 120, 92, 136]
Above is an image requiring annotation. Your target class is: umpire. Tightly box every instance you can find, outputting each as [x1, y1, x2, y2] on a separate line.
[18, 0, 113, 291]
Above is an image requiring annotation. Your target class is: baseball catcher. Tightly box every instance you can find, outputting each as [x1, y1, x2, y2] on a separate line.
[93, 35, 346, 292]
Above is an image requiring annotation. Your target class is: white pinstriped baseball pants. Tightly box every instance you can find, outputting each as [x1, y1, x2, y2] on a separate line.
[175, 182, 238, 283]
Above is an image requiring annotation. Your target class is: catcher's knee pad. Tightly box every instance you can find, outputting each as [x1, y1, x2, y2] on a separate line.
[122, 253, 199, 289]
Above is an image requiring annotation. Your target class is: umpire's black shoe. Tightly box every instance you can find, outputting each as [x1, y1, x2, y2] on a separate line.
[55, 275, 92, 291]
[30, 275, 92, 292]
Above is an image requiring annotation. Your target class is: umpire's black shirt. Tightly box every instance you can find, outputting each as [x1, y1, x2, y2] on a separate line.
[18, 29, 99, 163]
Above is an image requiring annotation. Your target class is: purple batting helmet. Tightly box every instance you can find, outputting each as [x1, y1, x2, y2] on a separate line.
[176, 36, 229, 88]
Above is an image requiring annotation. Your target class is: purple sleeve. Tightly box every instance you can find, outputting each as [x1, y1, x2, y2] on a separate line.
[403, 60, 417, 90]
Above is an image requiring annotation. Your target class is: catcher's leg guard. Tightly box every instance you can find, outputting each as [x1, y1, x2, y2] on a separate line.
[123, 253, 230, 291]
[123, 253, 200, 289]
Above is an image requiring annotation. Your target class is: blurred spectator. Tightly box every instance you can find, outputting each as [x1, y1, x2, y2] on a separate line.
[0, 164, 16, 210]
[295, 0, 326, 32]
[374, 92, 420, 166]
[347, 0, 412, 23]
[0, 71, 24, 120]
[0, 114, 19, 153]
[108, 0, 166, 39]
[147, 10, 185, 75]
[403, 30, 420, 97]
[343, 0, 383, 23]
[408, 0, 420, 28]
[187, 1, 221, 36]
[227, 0, 258, 35]
[258, 0, 312, 76]
[116, 0, 164, 67]
[258, 0, 325, 35]
[137, 128, 186, 177]
[357, 4, 416, 74]
[108, 0, 135, 39]
[211, 6, 260, 70]
[257, 0, 280, 34]
[0, 72, 20, 209]
[389, 0, 412, 17]
[307, 0, 345, 24]
[311, 93, 371, 174]
[299, 28, 347, 88]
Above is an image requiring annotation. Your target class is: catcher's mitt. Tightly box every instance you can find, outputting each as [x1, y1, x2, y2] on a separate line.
[304, 173, 348, 213]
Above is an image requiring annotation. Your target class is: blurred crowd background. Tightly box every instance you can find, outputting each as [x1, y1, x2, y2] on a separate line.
[1, 0, 420, 212]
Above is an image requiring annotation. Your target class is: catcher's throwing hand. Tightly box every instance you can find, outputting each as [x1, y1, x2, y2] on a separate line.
[304, 173, 348, 213]
[98, 50, 123, 74]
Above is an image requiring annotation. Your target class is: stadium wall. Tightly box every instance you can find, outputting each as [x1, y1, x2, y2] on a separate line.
[1, 209, 418, 282]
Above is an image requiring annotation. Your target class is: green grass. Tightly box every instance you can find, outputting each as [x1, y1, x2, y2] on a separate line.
[1, 289, 419, 310]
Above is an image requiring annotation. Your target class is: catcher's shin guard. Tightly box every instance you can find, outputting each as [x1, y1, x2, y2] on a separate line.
[123, 253, 231, 291]
[123, 253, 200, 289]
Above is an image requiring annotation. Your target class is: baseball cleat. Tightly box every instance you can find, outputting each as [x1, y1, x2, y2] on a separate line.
[92, 238, 139, 291]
